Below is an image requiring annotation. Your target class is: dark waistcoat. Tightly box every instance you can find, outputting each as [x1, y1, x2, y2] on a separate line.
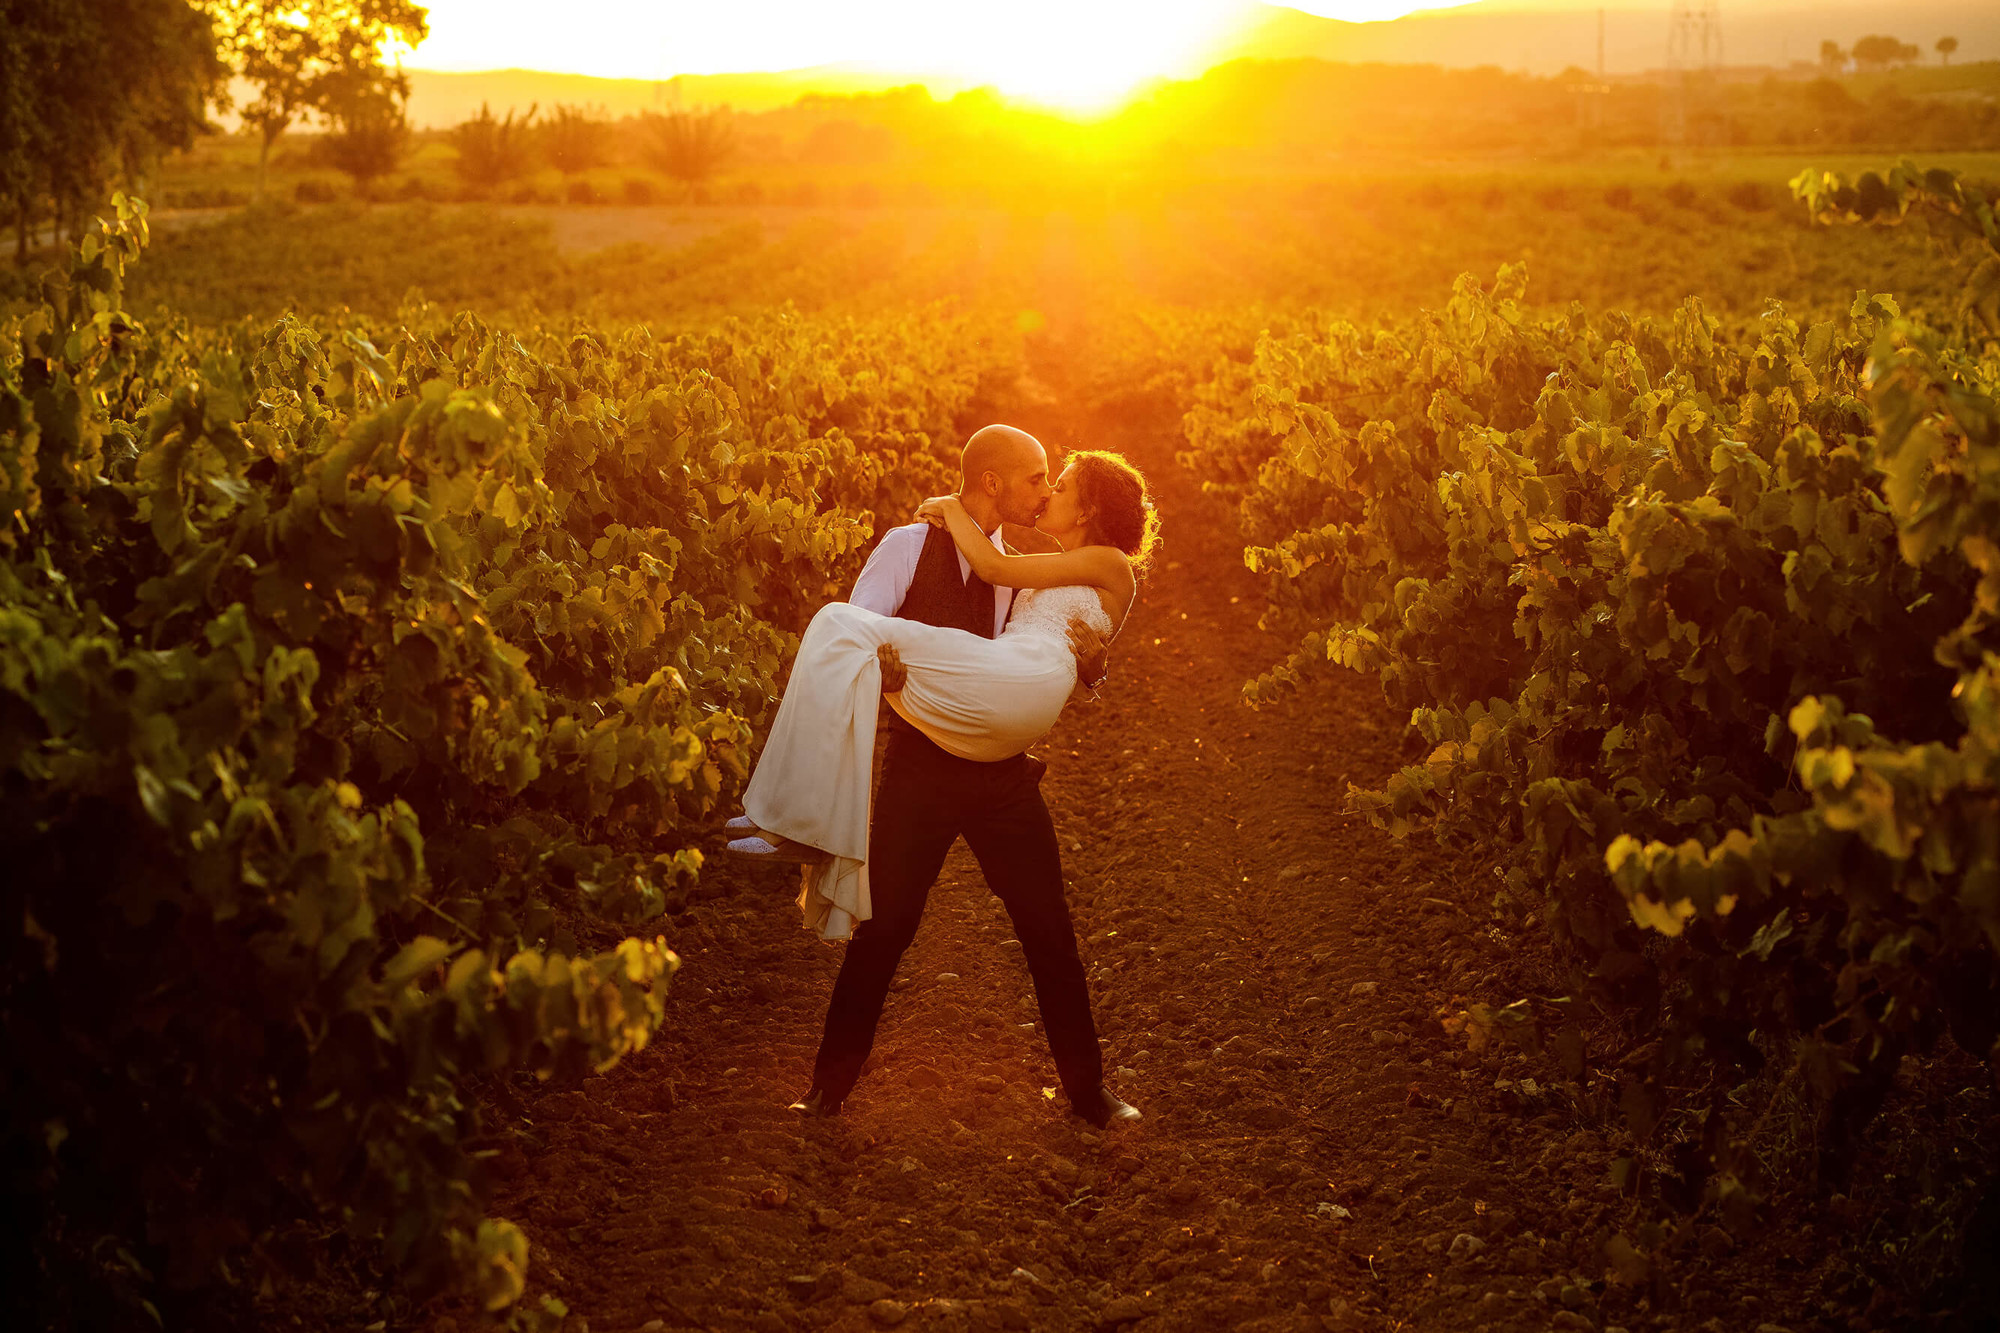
[885, 526, 996, 736]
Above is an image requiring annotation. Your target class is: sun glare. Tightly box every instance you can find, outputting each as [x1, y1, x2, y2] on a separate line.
[411, 0, 1499, 113]
[885, 1, 1246, 113]
[411, 0, 1263, 113]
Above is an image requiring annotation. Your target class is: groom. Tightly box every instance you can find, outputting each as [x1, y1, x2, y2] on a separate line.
[789, 424, 1140, 1129]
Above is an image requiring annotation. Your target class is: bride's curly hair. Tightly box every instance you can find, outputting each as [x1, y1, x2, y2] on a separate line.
[1070, 450, 1161, 572]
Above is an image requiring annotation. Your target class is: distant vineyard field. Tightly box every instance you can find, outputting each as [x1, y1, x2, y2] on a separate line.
[26, 159, 1980, 329]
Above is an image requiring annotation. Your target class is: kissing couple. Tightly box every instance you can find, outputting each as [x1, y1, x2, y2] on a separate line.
[725, 423, 1158, 1129]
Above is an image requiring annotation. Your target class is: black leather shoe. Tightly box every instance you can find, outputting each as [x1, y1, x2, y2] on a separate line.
[788, 1088, 841, 1117]
[1078, 1086, 1141, 1128]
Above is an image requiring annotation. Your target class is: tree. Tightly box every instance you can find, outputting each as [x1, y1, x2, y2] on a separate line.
[640, 110, 737, 188]
[1819, 39, 1847, 73]
[1850, 34, 1921, 71]
[1936, 35, 1958, 66]
[210, 0, 429, 198]
[538, 104, 611, 176]
[1, 0, 222, 262]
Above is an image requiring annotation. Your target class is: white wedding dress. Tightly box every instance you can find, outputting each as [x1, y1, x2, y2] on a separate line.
[741, 584, 1115, 941]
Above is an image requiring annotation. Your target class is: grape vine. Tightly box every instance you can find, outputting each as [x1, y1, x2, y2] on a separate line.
[0, 196, 1019, 1324]
[1187, 164, 2000, 1234]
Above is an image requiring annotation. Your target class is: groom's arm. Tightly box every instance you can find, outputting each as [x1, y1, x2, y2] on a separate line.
[851, 523, 926, 694]
[849, 523, 927, 615]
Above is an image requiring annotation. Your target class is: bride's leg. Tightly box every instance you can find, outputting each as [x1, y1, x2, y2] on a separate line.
[739, 605, 1035, 847]
[739, 601, 898, 860]
[876, 619, 1061, 763]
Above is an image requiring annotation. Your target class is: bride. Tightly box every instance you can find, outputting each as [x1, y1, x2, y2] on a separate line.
[730, 449, 1159, 939]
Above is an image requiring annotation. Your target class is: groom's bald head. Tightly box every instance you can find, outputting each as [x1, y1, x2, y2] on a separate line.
[960, 424, 1042, 488]
[959, 424, 1051, 531]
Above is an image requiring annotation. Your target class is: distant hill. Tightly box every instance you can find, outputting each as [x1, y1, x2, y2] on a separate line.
[401, 0, 2000, 128]
[1212, 0, 2000, 77]
[403, 66, 973, 129]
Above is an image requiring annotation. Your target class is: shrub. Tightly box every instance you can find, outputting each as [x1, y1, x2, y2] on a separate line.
[315, 96, 410, 196]
[450, 103, 538, 192]
[539, 105, 612, 175]
[639, 110, 736, 187]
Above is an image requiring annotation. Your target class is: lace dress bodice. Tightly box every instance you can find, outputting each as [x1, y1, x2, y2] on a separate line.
[1003, 584, 1115, 644]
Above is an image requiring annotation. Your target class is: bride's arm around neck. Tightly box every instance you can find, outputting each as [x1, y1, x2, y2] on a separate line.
[928, 496, 1130, 594]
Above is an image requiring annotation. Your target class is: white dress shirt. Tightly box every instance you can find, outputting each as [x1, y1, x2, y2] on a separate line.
[849, 521, 1013, 638]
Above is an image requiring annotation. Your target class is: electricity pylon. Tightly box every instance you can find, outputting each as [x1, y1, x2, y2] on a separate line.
[1667, 0, 1722, 72]
[1663, 0, 1721, 144]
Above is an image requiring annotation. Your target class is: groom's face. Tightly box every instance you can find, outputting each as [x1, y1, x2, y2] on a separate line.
[992, 444, 1053, 528]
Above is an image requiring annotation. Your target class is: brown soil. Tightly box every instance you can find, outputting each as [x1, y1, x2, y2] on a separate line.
[446, 394, 1925, 1333]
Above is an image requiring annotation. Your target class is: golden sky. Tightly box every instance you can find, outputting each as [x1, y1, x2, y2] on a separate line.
[409, 1, 1484, 110]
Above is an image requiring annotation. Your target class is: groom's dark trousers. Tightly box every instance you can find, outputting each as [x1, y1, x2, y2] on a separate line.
[811, 524, 1103, 1108]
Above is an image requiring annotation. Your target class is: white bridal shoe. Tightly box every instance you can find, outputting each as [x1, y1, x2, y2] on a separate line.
[725, 834, 829, 865]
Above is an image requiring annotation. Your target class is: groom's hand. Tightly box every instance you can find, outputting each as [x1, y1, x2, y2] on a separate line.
[1067, 617, 1108, 690]
[877, 644, 907, 693]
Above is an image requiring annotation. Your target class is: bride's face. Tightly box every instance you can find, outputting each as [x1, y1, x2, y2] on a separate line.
[1036, 465, 1088, 540]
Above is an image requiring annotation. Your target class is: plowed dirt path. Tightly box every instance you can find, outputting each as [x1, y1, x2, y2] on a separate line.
[464, 403, 1763, 1333]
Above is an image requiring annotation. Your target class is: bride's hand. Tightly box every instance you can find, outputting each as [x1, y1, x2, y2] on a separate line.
[915, 494, 959, 528]
[1067, 617, 1109, 688]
